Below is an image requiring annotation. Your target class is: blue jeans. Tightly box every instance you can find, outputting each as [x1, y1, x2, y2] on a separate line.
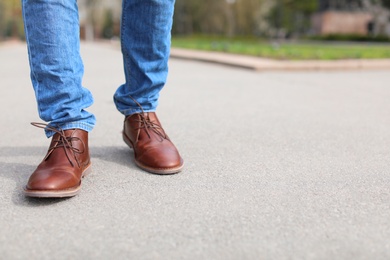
[22, 0, 175, 137]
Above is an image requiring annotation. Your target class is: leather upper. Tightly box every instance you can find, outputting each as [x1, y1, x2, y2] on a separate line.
[123, 112, 183, 174]
[26, 129, 90, 191]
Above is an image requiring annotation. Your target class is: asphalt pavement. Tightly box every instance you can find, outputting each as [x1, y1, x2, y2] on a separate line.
[1, 41, 390, 259]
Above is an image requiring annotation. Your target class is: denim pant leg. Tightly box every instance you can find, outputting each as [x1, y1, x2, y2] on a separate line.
[113, 0, 175, 116]
[22, 0, 96, 137]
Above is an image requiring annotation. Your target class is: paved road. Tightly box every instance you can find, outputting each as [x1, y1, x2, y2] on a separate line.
[1, 41, 390, 259]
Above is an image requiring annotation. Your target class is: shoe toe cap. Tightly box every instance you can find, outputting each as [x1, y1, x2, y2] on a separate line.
[137, 146, 183, 173]
[26, 169, 79, 191]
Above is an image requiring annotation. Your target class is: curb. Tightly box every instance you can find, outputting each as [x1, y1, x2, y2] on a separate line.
[3, 40, 389, 72]
[170, 48, 390, 71]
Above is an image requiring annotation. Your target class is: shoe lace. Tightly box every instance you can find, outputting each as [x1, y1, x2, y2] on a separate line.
[31, 122, 85, 168]
[135, 113, 167, 142]
[129, 96, 168, 142]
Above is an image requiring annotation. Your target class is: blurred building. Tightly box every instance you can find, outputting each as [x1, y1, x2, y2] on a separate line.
[312, 0, 390, 36]
[312, 11, 372, 35]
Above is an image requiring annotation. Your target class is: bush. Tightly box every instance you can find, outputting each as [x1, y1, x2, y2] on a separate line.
[308, 34, 390, 43]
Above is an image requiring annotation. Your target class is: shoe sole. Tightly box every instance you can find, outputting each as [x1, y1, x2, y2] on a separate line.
[122, 132, 183, 175]
[135, 159, 184, 175]
[23, 164, 92, 198]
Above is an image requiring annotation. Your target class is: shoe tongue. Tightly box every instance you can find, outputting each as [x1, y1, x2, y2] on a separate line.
[45, 129, 86, 166]
[51, 129, 84, 151]
[141, 112, 150, 121]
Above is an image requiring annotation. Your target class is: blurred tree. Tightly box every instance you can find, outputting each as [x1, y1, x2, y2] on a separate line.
[173, 0, 271, 37]
[235, 0, 271, 36]
[84, 0, 100, 41]
[172, 0, 390, 38]
[383, 0, 390, 8]
[101, 9, 114, 39]
[0, 0, 24, 39]
[267, 0, 318, 38]
[0, 1, 5, 39]
[362, 0, 390, 35]
[319, 0, 390, 10]
[319, 0, 362, 10]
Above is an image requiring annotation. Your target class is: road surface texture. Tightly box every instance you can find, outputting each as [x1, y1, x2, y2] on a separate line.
[1, 41, 390, 259]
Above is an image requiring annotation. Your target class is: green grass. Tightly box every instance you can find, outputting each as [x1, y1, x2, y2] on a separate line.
[171, 36, 390, 60]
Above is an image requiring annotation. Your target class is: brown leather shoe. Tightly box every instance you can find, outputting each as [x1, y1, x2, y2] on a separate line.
[123, 112, 183, 174]
[24, 124, 91, 198]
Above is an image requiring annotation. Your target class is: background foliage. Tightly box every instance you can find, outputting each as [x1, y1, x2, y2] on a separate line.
[1, 0, 389, 40]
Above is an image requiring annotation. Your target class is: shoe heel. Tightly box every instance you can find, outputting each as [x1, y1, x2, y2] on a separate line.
[122, 132, 134, 149]
[82, 164, 92, 178]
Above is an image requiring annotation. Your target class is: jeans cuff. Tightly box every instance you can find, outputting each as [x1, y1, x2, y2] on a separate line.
[45, 122, 94, 138]
[122, 108, 156, 117]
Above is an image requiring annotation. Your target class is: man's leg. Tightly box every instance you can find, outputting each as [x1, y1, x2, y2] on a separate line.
[114, 0, 183, 174]
[22, 0, 94, 197]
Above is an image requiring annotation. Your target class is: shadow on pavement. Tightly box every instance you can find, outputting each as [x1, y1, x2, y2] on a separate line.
[0, 145, 136, 207]
[90, 145, 134, 167]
